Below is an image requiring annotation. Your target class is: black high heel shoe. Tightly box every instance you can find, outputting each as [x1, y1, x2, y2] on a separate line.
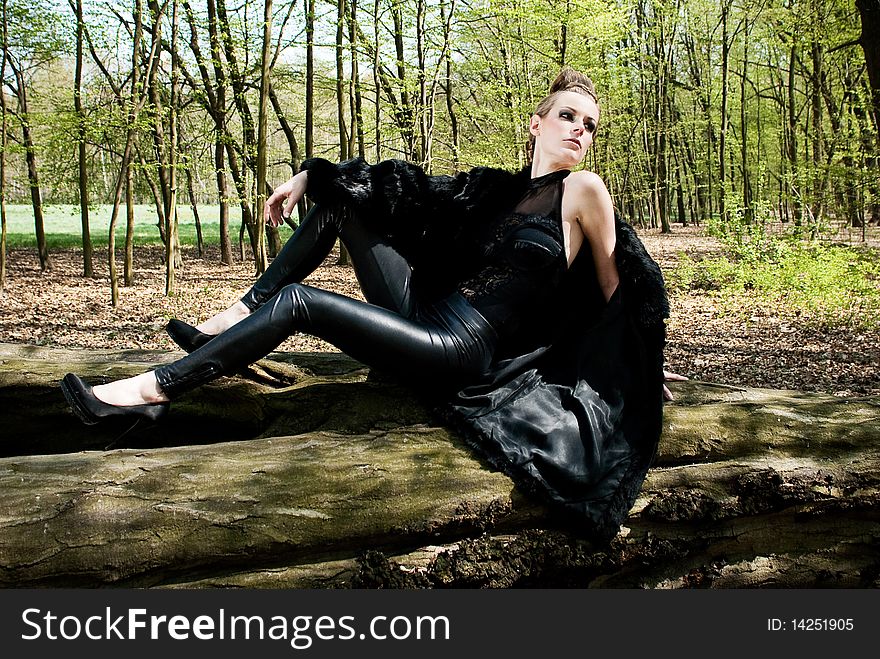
[60, 374, 170, 426]
[166, 319, 215, 353]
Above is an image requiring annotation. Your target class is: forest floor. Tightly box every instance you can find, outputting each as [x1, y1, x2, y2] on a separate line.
[1, 223, 878, 397]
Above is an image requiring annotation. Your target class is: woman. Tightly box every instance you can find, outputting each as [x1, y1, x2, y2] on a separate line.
[61, 68, 668, 540]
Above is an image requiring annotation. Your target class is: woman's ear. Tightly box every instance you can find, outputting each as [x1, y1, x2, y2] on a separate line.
[529, 114, 541, 136]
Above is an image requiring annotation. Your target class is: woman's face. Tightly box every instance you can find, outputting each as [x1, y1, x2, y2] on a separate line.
[530, 91, 599, 169]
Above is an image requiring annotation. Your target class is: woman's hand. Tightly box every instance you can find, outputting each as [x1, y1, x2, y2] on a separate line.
[663, 370, 688, 401]
[264, 170, 309, 228]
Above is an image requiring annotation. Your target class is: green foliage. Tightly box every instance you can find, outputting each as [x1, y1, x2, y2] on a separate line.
[4, 0, 72, 65]
[706, 195, 789, 263]
[667, 235, 880, 329]
[667, 170, 880, 328]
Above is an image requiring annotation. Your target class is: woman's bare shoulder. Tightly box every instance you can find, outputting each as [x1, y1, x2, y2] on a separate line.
[564, 169, 610, 198]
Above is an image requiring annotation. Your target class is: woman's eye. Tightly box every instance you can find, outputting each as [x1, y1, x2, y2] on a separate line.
[586, 122, 596, 133]
[560, 111, 573, 121]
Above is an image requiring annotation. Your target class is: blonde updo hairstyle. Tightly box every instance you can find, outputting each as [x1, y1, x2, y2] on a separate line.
[526, 67, 599, 164]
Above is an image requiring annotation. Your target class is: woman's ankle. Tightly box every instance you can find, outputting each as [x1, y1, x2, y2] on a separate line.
[93, 373, 168, 407]
[196, 301, 252, 335]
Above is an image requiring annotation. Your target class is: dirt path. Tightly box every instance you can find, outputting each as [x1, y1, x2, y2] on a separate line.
[1, 226, 877, 396]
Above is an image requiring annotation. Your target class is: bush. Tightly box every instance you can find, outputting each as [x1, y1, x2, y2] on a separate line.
[667, 227, 880, 329]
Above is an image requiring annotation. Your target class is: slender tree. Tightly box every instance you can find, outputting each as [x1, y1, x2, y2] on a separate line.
[0, 0, 7, 292]
[5, 59, 50, 270]
[109, 0, 160, 306]
[335, 0, 351, 265]
[165, 0, 180, 295]
[372, 0, 381, 158]
[441, 0, 459, 169]
[254, 0, 273, 275]
[71, 0, 92, 277]
[856, 0, 880, 138]
[348, 0, 365, 157]
[305, 0, 314, 159]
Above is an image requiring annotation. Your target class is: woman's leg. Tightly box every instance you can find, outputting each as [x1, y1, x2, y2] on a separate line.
[238, 206, 342, 311]
[194, 205, 415, 336]
[245, 205, 416, 316]
[153, 284, 495, 400]
[194, 205, 340, 335]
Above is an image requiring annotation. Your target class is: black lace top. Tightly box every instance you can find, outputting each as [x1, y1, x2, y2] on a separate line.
[457, 168, 571, 344]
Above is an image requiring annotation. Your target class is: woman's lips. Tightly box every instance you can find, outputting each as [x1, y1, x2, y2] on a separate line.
[564, 138, 581, 148]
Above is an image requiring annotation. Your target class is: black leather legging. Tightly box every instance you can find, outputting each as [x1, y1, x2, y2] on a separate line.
[154, 205, 497, 398]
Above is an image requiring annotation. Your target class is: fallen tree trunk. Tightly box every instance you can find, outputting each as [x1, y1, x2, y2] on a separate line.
[0, 343, 878, 588]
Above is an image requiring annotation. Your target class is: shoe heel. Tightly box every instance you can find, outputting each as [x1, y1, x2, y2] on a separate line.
[104, 418, 161, 450]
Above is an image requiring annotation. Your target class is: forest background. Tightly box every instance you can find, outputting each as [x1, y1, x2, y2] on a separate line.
[0, 0, 878, 396]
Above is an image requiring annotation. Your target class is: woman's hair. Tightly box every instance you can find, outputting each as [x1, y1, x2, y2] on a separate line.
[526, 67, 599, 163]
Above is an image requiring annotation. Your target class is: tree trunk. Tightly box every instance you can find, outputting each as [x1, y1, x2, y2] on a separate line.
[740, 36, 753, 224]
[11, 65, 50, 271]
[653, 14, 671, 234]
[856, 0, 880, 138]
[1, 343, 878, 588]
[254, 0, 273, 275]
[73, 0, 93, 278]
[335, 0, 351, 266]
[165, 0, 181, 295]
[305, 0, 315, 159]
[124, 162, 135, 285]
[391, 2, 417, 161]
[718, 1, 731, 223]
[372, 0, 381, 158]
[139, 152, 166, 241]
[416, 0, 428, 167]
[441, 0, 458, 170]
[216, 0, 260, 266]
[205, 0, 232, 264]
[0, 0, 8, 293]
[111, 0, 149, 305]
[348, 0, 365, 158]
[185, 157, 204, 258]
[216, 138, 232, 264]
[788, 43, 802, 224]
[810, 15, 824, 223]
[268, 83, 305, 225]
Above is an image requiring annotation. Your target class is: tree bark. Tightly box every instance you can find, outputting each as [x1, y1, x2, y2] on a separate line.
[185, 155, 204, 258]
[109, 0, 151, 305]
[718, 1, 731, 222]
[73, 0, 93, 278]
[0, 0, 8, 293]
[441, 0, 458, 170]
[165, 0, 181, 295]
[10, 63, 50, 271]
[0, 343, 878, 588]
[856, 0, 880, 138]
[254, 0, 273, 275]
[204, 0, 232, 264]
[124, 162, 135, 285]
[215, 0, 260, 266]
[335, 0, 351, 266]
[348, 0, 365, 158]
[305, 0, 315, 159]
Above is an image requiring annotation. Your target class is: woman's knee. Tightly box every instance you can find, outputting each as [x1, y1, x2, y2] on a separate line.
[277, 282, 309, 309]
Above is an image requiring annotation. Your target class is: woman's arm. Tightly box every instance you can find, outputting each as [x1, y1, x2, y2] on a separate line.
[566, 170, 619, 302]
[296, 157, 468, 217]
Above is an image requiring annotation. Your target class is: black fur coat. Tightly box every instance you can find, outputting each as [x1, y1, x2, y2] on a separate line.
[300, 156, 668, 541]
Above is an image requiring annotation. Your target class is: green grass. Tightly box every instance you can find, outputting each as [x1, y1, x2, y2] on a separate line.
[667, 241, 880, 329]
[0, 203, 296, 249]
